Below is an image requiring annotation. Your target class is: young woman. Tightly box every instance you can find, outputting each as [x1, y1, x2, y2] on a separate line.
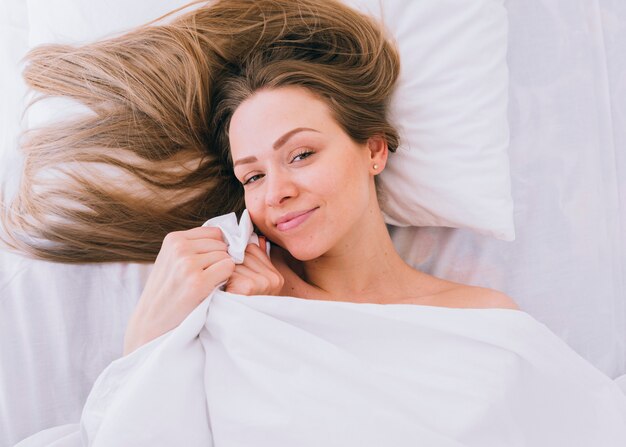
[0, 0, 518, 356]
[123, 84, 520, 353]
[9, 3, 626, 447]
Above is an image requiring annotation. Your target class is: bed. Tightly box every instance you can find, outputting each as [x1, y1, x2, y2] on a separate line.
[1, 0, 625, 445]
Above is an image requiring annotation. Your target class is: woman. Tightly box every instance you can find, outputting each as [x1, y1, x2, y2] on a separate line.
[124, 84, 520, 353]
[1, 0, 518, 355]
[9, 2, 626, 446]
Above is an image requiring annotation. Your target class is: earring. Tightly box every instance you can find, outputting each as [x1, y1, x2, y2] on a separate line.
[373, 164, 379, 170]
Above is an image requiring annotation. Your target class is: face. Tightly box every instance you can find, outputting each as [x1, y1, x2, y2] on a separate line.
[229, 86, 385, 261]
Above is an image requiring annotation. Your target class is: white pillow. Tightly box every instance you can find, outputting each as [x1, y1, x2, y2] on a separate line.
[25, 0, 515, 241]
[372, 0, 514, 240]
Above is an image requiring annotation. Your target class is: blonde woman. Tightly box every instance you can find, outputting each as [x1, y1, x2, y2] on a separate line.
[8, 2, 626, 446]
[2, 0, 519, 355]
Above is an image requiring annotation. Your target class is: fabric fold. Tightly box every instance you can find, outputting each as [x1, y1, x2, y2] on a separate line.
[15, 211, 626, 446]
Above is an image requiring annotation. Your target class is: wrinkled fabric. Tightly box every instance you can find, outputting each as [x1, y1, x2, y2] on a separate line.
[15, 212, 626, 447]
[4, 1, 626, 445]
[202, 209, 262, 264]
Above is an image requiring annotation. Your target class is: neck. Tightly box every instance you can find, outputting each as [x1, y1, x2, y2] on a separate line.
[300, 209, 414, 303]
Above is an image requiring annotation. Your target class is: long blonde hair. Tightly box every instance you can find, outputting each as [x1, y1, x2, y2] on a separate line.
[1, 0, 400, 263]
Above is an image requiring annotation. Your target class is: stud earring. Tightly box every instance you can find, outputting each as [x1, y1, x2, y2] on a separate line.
[373, 164, 379, 170]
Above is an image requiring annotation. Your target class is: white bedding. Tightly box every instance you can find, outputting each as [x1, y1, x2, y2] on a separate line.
[18, 292, 626, 447]
[1, 1, 625, 446]
[14, 213, 626, 447]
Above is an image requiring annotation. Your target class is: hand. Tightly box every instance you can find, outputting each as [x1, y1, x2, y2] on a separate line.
[224, 236, 284, 296]
[123, 227, 235, 355]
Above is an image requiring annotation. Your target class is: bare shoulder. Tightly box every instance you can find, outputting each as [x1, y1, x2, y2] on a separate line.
[434, 285, 521, 311]
[398, 271, 521, 311]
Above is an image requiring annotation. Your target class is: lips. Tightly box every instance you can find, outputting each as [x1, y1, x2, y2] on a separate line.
[275, 207, 318, 231]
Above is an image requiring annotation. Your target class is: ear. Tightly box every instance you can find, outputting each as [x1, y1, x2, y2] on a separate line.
[367, 135, 388, 175]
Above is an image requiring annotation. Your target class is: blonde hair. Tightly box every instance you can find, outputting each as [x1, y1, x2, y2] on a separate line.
[1, 0, 400, 263]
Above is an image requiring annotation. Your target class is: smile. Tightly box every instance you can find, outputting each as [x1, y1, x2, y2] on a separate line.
[276, 207, 318, 231]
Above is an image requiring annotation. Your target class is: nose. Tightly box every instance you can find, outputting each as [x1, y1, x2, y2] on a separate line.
[265, 168, 298, 207]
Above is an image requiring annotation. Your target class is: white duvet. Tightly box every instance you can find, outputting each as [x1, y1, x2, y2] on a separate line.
[16, 212, 626, 447]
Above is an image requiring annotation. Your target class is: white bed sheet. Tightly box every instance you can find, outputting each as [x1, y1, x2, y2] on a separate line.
[1, 0, 625, 446]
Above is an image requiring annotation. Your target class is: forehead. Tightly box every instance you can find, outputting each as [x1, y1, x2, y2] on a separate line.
[228, 87, 337, 155]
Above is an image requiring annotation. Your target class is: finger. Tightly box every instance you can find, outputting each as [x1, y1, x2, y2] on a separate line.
[232, 261, 283, 292]
[201, 257, 236, 288]
[246, 242, 273, 263]
[242, 244, 276, 273]
[192, 250, 232, 271]
[234, 263, 279, 286]
[181, 226, 225, 241]
[188, 238, 229, 254]
[225, 268, 270, 295]
[259, 236, 267, 254]
[232, 263, 262, 278]
[234, 256, 268, 279]
[167, 238, 228, 257]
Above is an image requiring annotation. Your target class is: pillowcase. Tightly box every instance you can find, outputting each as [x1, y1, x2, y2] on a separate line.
[24, 0, 515, 240]
[344, 0, 514, 240]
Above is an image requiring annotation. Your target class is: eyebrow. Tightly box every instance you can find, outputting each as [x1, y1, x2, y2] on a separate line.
[232, 127, 319, 168]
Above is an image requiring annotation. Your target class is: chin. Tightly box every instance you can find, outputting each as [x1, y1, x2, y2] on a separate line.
[280, 240, 326, 262]
[289, 251, 322, 262]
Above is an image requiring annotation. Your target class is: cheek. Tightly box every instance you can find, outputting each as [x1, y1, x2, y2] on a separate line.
[244, 192, 263, 222]
[244, 191, 266, 229]
[321, 153, 367, 202]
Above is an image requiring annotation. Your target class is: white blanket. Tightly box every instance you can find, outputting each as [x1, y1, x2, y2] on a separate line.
[16, 212, 626, 446]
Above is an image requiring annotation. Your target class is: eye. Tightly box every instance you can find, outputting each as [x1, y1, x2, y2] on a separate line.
[291, 149, 314, 163]
[243, 173, 264, 186]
